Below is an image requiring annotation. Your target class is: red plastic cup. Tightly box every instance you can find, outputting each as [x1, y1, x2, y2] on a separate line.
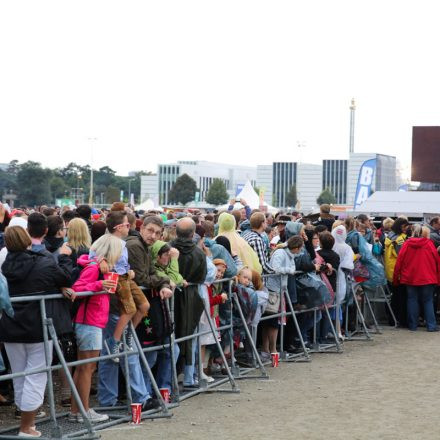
[104, 272, 119, 293]
[271, 352, 279, 368]
[131, 403, 142, 424]
[159, 388, 170, 403]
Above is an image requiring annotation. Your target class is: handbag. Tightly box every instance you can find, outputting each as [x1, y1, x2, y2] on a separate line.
[265, 289, 281, 314]
[353, 259, 370, 279]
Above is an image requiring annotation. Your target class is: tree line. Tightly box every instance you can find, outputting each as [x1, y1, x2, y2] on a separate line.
[0, 160, 152, 206]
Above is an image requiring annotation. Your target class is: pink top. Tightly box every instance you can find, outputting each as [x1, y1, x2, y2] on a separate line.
[72, 255, 109, 329]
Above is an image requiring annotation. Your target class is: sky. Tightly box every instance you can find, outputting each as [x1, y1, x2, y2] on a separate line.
[1, 1, 439, 177]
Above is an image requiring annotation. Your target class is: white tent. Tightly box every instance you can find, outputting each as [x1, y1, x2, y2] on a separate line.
[218, 180, 278, 213]
[135, 198, 163, 212]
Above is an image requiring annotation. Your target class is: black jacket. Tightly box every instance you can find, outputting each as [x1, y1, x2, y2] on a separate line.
[171, 237, 207, 364]
[0, 250, 73, 343]
[317, 249, 340, 291]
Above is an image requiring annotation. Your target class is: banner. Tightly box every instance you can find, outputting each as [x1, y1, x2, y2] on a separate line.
[354, 158, 376, 210]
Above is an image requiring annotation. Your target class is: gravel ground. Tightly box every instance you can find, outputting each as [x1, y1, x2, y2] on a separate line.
[100, 327, 440, 440]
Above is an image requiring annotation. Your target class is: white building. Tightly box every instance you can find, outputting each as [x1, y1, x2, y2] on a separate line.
[256, 165, 273, 206]
[143, 161, 257, 205]
[140, 174, 159, 205]
[297, 163, 322, 213]
[347, 153, 397, 207]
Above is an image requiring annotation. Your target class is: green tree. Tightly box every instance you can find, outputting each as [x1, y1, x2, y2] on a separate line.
[317, 187, 337, 205]
[168, 174, 198, 205]
[105, 186, 120, 204]
[50, 176, 69, 199]
[206, 179, 229, 205]
[285, 184, 298, 207]
[17, 161, 52, 206]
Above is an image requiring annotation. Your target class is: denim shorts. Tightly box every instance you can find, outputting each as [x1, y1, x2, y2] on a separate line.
[74, 323, 103, 351]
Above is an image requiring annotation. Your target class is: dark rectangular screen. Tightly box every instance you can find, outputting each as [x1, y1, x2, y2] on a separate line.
[412, 126, 440, 183]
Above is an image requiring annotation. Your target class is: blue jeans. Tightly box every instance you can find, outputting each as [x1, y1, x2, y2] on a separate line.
[98, 314, 149, 406]
[183, 332, 198, 385]
[407, 285, 437, 331]
[141, 338, 179, 395]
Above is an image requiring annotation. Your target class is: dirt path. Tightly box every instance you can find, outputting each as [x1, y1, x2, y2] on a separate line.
[101, 328, 440, 440]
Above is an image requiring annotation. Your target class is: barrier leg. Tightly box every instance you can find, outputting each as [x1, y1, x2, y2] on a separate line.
[129, 322, 171, 416]
[121, 330, 133, 413]
[164, 298, 180, 403]
[231, 293, 268, 379]
[381, 284, 398, 327]
[45, 318, 96, 439]
[283, 291, 311, 362]
[345, 285, 372, 341]
[363, 288, 382, 334]
[200, 301, 239, 391]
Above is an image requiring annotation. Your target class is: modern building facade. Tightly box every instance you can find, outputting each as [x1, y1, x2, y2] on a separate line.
[256, 162, 323, 212]
[346, 153, 397, 207]
[142, 161, 257, 205]
[272, 162, 297, 208]
[322, 159, 348, 204]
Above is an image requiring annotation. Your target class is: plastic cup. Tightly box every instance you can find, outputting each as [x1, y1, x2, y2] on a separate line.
[271, 352, 279, 368]
[131, 403, 142, 424]
[104, 272, 119, 293]
[159, 388, 170, 403]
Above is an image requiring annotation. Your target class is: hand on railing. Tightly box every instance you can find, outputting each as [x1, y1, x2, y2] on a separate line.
[160, 287, 173, 299]
[62, 287, 76, 301]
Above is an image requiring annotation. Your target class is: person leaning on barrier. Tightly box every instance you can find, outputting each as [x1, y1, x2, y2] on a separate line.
[0, 226, 73, 438]
[263, 236, 302, 357]
[126, 215, 177, 406]
[171, 218, 207, 387]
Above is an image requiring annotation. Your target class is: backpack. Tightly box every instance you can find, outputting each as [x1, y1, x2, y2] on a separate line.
[136, 290, 173, 344]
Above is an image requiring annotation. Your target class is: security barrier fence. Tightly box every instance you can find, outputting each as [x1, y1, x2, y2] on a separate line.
[0, 273, 390, 439]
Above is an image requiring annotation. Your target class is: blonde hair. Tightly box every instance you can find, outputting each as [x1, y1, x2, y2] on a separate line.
[162, 226, 177, 242]
[331, 220, 344, 230]
[67, 218, 91, 251]
[382, 217, 394, 230]
[90, 234, 123, 269]
[5, 226, 31, 252]
[411, 224, 430, 239]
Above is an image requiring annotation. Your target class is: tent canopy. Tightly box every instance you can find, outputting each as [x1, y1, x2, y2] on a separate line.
[135, 198, 163, 212]
[218, 180, 278, 213]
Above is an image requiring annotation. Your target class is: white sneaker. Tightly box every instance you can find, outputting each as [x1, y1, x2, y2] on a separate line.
[200, 371, 214, 383]
[77, 409, 109, 423]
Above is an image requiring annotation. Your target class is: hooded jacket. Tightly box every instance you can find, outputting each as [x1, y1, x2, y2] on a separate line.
[216, 213, 262, 274]
[0, 250, 72, 343]
[171, 237, 207, 364]
[426, 224, 440, 248]
[72, 255, 109, 328]
[393, 237, 440, 286]
[384, 231, 407, 282]
[151, 240, 184, 285]
[125, 235, 170, 291]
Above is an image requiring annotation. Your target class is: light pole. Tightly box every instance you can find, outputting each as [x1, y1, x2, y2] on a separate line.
[128, 178, 134, 205]
[87, 137, 97, 205]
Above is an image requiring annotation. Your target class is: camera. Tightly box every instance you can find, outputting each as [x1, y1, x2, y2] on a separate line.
[319, 264, 327, 273]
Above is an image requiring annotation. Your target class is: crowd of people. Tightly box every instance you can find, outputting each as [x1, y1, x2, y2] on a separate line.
[0, 199, 439, 437]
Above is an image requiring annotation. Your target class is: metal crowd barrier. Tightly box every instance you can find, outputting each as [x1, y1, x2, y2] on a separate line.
[0, 270, 392, 439]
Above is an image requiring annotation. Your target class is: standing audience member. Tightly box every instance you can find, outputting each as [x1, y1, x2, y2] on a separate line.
[384, 216, 410, 327]
[172, 218, 207, 388]
[0, 226, 72, 437]
[393, 225, 440, 332]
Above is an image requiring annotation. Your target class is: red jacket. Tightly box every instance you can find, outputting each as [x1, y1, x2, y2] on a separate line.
[393, 237, 440, 286]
